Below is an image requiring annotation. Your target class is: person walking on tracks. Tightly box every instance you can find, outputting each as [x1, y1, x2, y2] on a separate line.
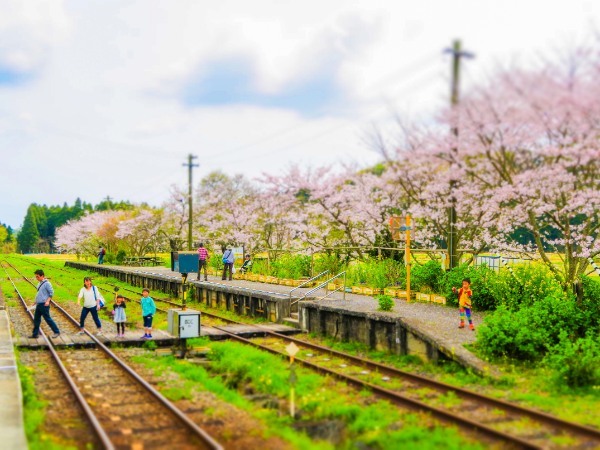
[221, 246, 234, 281]
[77, 277, 104, 335]
[452, 278, 475, 331]
[28, 269, 60, 339]
[140, 288, 156, 339]
[197, 242, 209, 281]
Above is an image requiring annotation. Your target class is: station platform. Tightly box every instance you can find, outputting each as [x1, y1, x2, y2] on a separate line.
[0, 309, 28, 449]
[64, 263, 496, 376]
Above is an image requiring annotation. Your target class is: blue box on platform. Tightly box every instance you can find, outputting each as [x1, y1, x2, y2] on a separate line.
[171, 251, 199, 274]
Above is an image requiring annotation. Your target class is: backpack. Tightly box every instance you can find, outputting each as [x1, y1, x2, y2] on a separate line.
[101, 248, 106, 255]
[222, 250, 231, 263]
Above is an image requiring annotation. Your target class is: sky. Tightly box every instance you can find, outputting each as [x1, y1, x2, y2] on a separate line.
[0, 0, 598, 229]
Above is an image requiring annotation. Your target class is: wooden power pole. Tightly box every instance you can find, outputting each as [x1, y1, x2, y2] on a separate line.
[183, 154, 199, 250]
[445, 40, 473, 269]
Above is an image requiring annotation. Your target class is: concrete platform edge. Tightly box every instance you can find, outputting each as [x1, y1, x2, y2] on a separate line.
[0, 310, 28, 450]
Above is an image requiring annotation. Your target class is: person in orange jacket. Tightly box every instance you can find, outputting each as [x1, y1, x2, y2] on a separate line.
[452, 278, 474, 330]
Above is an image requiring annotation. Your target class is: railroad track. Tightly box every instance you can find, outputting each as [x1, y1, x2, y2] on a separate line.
[1, 259, 223, 450]
[61, 276, 600, 449]
[197, 312, 598, 449]
[11, 256, 600, 448]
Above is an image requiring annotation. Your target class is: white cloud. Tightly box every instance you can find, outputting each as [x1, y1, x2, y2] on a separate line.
[0, 0, 599, 229]
[0, 0, 70, 73]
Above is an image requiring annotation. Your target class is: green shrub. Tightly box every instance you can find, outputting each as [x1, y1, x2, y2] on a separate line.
[477, 305, 544, 360]
[346, 259, 407, 289]
[251, 258, 269, 276]
[491, 264, 563, 310]
[270, 254, 311, 279]
[478, 294, 580, 360]
[579, 276, 600, 333]
[313, 253, 345, 276]
[208, 253, 222, 275]
[377, 294, 394, 311]
[441, 265, 500, 310]
[383, 259, 406, 288]
[115, 249, 126, 265]
[412, 260, 444, 293]
[544, 331, 600, 388]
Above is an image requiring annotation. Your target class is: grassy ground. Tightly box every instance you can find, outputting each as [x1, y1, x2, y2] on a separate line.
[307, 337, 600, 430]
[135, 339, 485, 449]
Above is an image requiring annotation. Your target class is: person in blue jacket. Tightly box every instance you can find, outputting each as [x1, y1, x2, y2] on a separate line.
[140, 288, 156, 339]
[221, 246, 235, 281]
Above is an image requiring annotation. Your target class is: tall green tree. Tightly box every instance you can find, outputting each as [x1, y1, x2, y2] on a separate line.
[17, 205, 42, 253]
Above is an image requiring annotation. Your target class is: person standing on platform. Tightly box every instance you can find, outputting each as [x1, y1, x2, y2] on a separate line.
[221, 246, 234, 281]
[452, 278, 475, 330]
[98, 246, 106, 264]
[28, 270, 60, 339]
[140, 288, 156, 339]
[197, 242, 209, 281]
[77, 277, 104, 335]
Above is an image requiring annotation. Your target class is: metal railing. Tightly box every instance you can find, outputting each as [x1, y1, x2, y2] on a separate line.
[290, 271, 346, 312]
[289, 270, 329, 301]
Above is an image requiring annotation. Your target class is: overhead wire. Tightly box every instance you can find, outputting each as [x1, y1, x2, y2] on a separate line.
[204, 62, 443, 166]
[198, 52, 440, 161]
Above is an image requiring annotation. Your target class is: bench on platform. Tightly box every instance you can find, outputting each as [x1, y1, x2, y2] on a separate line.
[123, 256, 164, 267]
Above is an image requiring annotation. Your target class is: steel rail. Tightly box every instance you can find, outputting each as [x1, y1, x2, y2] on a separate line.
[0, 261, 115, 450]
[200, 307, 600, 445]
[2, 260, 223, 450]
[3, 262, 172, 316]
[211, 325, 540, 450]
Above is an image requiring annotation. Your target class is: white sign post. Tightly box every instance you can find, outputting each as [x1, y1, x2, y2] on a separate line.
[285, 342, 299, 418]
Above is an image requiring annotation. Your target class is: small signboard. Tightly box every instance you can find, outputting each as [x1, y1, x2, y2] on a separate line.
[388, 216, 415, 241]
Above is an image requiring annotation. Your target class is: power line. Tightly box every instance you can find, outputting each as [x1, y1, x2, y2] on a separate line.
[198, 53, 439, 161]
[204, 67, 441, 166]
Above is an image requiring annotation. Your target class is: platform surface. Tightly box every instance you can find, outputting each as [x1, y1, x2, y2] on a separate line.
[0, 310, 28, 450]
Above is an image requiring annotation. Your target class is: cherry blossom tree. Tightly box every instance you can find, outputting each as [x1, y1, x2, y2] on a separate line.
[455, 58, 600, 287]
[195, 171, 261, 252]
[55, 210, 123, 257]
[116, 209, 164, 256]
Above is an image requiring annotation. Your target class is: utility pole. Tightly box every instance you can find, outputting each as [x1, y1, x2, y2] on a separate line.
[182, 154, 199, 250]
[445, 40, 473, 270]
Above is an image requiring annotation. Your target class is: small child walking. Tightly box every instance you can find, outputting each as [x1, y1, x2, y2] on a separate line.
[140, 288, 156, 339]
[113, 294, 127, 338]
[452, 278, 475, 330]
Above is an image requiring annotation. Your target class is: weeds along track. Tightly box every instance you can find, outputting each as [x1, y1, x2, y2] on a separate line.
[1, 260, 223, 450]
[199, 309, 600, 450]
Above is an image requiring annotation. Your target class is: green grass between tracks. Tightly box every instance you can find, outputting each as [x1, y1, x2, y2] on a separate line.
[134, 338, 484, 450]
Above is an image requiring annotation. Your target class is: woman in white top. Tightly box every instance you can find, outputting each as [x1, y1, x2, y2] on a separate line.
[77, 277, 104, 335]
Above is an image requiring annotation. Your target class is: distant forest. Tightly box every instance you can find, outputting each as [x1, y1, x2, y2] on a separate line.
[16, 197, 133, 253]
